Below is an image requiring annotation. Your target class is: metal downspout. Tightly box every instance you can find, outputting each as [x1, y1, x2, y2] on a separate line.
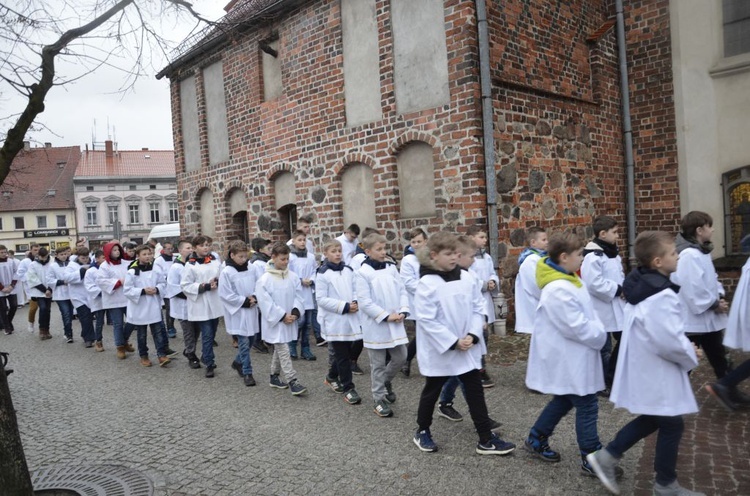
[615, 0, 637, 266]
[475, 0, 499, 269]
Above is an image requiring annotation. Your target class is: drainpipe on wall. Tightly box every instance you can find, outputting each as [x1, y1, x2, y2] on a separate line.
[615, 0, 637, 267]
[475, 0, 506, 334]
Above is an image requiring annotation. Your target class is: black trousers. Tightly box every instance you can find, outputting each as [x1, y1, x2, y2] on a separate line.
[688, 331, 728, 379]
[417, 369, 492, 443]
[350, 339, 363, 362]
[0, 295, 17, 331]
[328, 341, 354, 391]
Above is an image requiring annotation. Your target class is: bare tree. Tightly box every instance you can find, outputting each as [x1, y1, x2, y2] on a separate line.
[0, 0, 218, 188]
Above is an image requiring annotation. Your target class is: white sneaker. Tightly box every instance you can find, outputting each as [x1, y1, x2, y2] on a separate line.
[653, 481, 705, 496]
[27, 322, 34, 333]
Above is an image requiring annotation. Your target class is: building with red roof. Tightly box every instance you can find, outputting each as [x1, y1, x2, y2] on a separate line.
[73, 140, 177, 249]
[0, 143, 81, 254]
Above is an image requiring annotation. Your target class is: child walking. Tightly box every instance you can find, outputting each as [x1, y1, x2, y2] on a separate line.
[466, 225, 497, 388]
[400, 228, 427, 377]
[249, 237, 272, 354]
[219, 240, 261, 387]
[166, 240, 200, 369]
[84, 249, 106, 351]
[514, 227, 548, 334]
[124, 245, 171, 367]
[66, 247, 96, 348]
[588, 231, 703, 496]
[412, 232, 515, 455]
[47, 247, 74, 343]
[288, 229, 320, 360]
[26, 247, 53, 340]
[96, 241, 136, 359]
[316, 239, 363, 405]
[355, 233, 409, 417]
[524, 232, 608, 476]
[0, 245, 18, 335]
[256, 242, 308, 396]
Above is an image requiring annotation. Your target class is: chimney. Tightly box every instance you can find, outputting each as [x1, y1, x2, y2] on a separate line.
[105, 140, 114, 158]
[23, 141, 30, 151]
[44, 142, 51, 148]
[141, 147, 149, 151]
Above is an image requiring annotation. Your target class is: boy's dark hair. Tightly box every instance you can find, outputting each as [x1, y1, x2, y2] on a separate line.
[360, 227, 381, 240]
[228, 240, 248, 256]
[291, 229, 307, 239]
[592, 216, 618, 238]
[93, 249, 104, 259]
[38, 247, 49, 258]
[76, 247, 90, 258]
[346, 224, 361, 236]
[680, 211, 713, 238]
[251, 237, 271, 252]
[162, 241, 174, 248]
[526, 226, 546, 244]
[426, 231, 458, 254]
[547, 232, 584, 264]
[135, 244, 152, 255]
[408, 227, 428, 240]
[30, 243, 40, 249]
[466, 224, 487, 237]
[192, 235, 210, 247]
[298, 214, 314, 224]
[634, 231, 674, 268]
[0, 245, 6, 251]
[177, 238, 192, 249]
[363, 233, 387, 250]
[270, 242, 291, 257]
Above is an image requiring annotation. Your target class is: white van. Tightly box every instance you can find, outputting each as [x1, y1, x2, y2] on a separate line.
[148, 223, 181, 253]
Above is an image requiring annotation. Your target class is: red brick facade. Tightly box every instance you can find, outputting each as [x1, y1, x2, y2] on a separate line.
[165, 0, 680, 300]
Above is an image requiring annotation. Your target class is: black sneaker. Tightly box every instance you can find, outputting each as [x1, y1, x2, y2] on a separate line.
[324, 376, 344, 393]
[437, 402, 463, 422]
[413, 428, 438, 453]
[66, 336, 74, 344]
[351, 362, 364, 375]
[480, 369, 495, 388]
[476, 433, 516, 455]
[252, 341, 270, 354]
[244, 374, 256, 387]
[524, 430, 561, 462]
[231, 360, 243, 377]
[165, 348, 180, 358]
[374, 399, 393, 417]
[343, 389, 362, 405]
[301, 348, 317, 361]
[315, 336, 327, 347]
[205, 365, 216, 378]
[729, 386, 750, 406]
[289, 379, 307, 396]
[706, 383, 737, 411]
[384, 381, 397, 403]
[187, 353, 201, 369]
[269, 374, 288, 389]
[401, 360, 411, 377]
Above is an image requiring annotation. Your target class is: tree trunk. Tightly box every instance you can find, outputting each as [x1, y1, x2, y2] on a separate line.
[0, 363, 34, 495]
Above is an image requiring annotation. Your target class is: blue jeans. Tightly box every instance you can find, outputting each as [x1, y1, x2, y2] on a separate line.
[75, 304, 94, 343]
[198, 318, 219, 367]
[56, 299, 74, 338]
[35, 297, 52, 329]
[532, 393, 600, 453]
[235, 334, 256, 375]
[135, 322, 168, 357]
[606, 415, 684, 486]
[109, 307, 134, 346]
[439, 376, 467, 404]
[93, 309, 105, 342]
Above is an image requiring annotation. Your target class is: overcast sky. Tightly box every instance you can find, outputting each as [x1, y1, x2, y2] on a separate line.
[2, 1, 227, 152]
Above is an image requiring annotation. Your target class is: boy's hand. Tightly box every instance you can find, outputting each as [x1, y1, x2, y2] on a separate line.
[248, 296, 257, 307]
[457, 335, 474, 351]
[145, 287, 157, 295]
[387, 312, 404, 322]
[283, 313, 298, 324]
[693, 343, 704, 359]
[209, 278, 218, 290]
[487, 280, 497, 291]
[717, 300, 729, 314]
[349, 301, 358, 313]
[302, 279, 312, 287]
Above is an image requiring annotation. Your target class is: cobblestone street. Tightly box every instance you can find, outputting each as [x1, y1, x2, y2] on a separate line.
[2, 310, 746, 495]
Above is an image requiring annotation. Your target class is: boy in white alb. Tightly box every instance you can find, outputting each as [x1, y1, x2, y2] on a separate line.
[26, 248, 53, 340]
[400, 228, 427, 377]
[466, 225, 498, 388]
[181, 235, 222, 378]
[124, 245, 171, 367]
[355, 233, 409, 418]
[412, 232, 515, 455]
[249, 237, 272, 354]
[96, 241, 136, 359]
[256, 242, 307, 396]
[335, 223, 360, 264]
[84, 250, 106, 351]
[15, 243, 40, 332]
[588, 232, 703, 496]
[524, 233, 608, 477]
[166, 240, 200, 369]
[288, 230, 320, 360]
[220, 240, 261, 387]
[0, 245, 18, 335]
[47, 247, 74, 343]
[154, 241, 177, 338]
[66, 247, 96, 348]
[581, 216, 625, 389]
[514, 227, 548, 335]
[316, 239, 363, 405]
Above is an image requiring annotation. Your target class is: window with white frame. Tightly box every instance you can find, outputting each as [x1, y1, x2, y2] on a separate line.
[36, 215, 47, 228]
[724, 0, 750, 57]
[14, 217, 24, 229]
[128, 204, 140, 225]
[107, 205, 119, 226]
[149, 202, 160, 223]
[168, 202, 179, 223]
[85, 206, 98, 226]
[56, 215, 66, 227]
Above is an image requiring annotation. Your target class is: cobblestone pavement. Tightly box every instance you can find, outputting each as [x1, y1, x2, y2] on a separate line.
[3, 309, 671, 495]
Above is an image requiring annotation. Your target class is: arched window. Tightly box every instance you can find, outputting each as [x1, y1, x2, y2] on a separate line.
[722, 165, 750, 254]
[396, 141, 436, 218]
[341, 163, 376, 229]
[199, 189, 216, 237]
[227, 188, 248, 242]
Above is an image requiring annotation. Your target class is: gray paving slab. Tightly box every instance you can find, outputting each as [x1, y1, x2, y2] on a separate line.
[1, 308, 640, 495]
